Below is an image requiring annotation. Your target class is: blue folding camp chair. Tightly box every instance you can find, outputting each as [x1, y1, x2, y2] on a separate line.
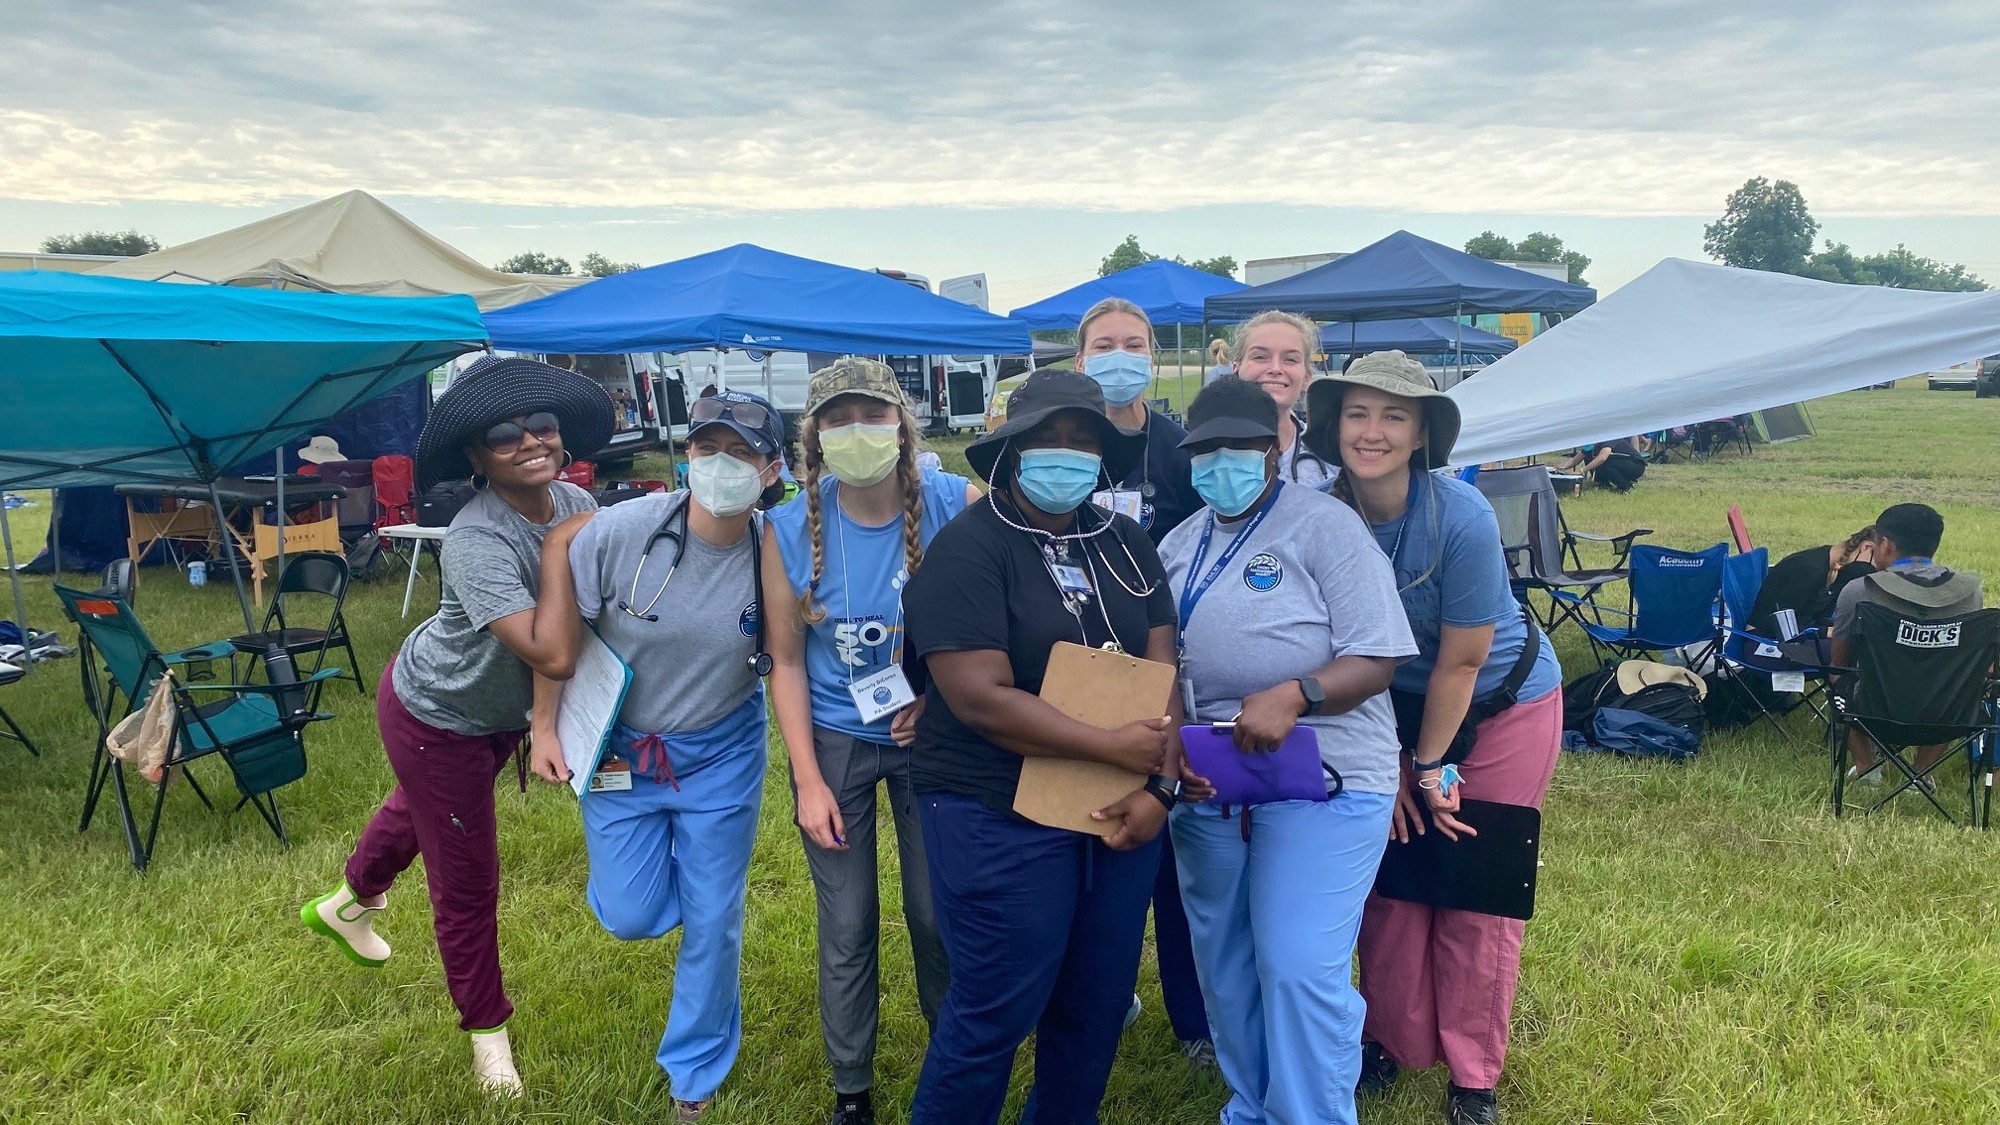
[1715, 548, 1837, 739]
[1580, 543, 1728, 667]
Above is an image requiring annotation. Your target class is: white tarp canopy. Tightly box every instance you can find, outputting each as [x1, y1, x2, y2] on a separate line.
[1448, 258, 2000, 465]
[90, 190, 583, 311]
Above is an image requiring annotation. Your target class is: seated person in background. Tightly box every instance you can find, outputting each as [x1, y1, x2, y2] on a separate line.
[1829, 503, 1985, 784]
[1558, 438, 1647, 492]
[1750, 526, 1875, 637]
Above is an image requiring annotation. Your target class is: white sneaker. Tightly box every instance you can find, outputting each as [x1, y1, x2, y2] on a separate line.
[471, 1026, 523, 1098]
[1847, 765, 1882, 787]
[300, 882, 390, 966]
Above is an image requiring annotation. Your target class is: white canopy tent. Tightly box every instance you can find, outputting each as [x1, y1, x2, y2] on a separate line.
[1448, 259, 2000, 465]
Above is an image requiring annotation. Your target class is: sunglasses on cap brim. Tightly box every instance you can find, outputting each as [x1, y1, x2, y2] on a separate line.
[481, 412, 562, 454]
[690, 396, 772, 434]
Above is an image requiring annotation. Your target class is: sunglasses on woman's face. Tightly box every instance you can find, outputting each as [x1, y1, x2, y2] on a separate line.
[689, 396, 771, 433]
[482, 412, 561, 454]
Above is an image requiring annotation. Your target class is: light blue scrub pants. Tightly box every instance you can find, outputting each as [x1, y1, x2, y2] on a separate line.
[1171, 791, 1394, 1125]
[581, 695, 767, 1103]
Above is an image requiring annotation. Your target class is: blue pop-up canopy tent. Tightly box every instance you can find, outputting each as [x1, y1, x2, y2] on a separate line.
[1319, 317, 1519, 356]
[485, 243, 1033, 356]
[0, 270, 485, 627]
[1009, 260, 1248, 329]
[1206, 230, 1596, 321]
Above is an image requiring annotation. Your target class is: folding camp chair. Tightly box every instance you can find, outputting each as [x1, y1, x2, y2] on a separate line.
[229, 551, 365, 698]
[371, 455, 415, 530]
[1714, 548, 1837, 739]
[0, 660, 36, 757]
[1579, 542, 1728, 668]
[1473, 465, 1651, 634]
[54, 586, 339, 870]
[1727, 504, 1754, 554]
[1831, 603, 2000, 828]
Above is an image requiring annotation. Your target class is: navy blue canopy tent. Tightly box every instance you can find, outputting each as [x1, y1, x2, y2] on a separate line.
[1206, 230, 1596, 322]
[0, 270, 484, 628]
[1009, 260, 1248, 329]
[1319, 317, 1518, 356]
[485, 243, 1032, 356]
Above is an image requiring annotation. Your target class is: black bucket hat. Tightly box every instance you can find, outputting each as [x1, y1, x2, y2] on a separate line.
[417, 355, 616, 489]
[1302, 350, 1461, 471]
[1178, 375, 1280, 449]
[964, 369, 1146, 485]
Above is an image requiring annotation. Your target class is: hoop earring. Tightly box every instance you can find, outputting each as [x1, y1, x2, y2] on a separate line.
[561, 451, 574, 468]
[470, 473, 489, 491]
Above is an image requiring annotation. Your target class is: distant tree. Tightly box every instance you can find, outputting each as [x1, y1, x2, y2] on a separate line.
[1703, 177, 1819, 274]
[39, 230, 160, 256]
[1184, 255, 1238, 280]
[1463, 230, 1516, 260]
[496, 251, 573, 276]
[1463, 229, 1591, 285]
[1099, 235, 1158, 276]
[580, 252, 639, 278]
[1803, 240, 1985, 291]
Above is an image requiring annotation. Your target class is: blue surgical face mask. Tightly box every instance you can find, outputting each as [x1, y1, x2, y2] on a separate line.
[1082, 349, 1153, 407]
[1189, 447, 1270, 517]
[1015, 447, 1103, 514]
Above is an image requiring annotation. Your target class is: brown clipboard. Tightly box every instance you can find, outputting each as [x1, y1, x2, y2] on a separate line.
[1014, 642, 1176, 835]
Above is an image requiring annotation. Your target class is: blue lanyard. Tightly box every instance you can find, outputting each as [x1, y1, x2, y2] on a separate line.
[1177, 482, 1285, 634]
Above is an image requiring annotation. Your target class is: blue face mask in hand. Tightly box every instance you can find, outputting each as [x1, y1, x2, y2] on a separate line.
[1015, 447, 1103, 514]
[1189, 446, 1270, 517]
[1082, 350, 1153, 407]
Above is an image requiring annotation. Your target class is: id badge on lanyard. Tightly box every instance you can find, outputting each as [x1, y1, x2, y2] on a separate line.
[1091, 488, 1143, 522]
[848, 664, 917, 725]
[589, 758, 633, 792]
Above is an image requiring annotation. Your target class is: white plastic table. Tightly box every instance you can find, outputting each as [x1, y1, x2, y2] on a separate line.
[377, 524, 447, 618]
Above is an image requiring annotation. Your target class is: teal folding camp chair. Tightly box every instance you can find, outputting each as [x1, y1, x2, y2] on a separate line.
[55, 586, 339, 870]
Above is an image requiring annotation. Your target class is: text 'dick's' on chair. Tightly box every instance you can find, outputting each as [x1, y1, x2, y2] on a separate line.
[1579, 543, 1728, 668]
[230, 551, 364, 698]
[1832, 604, 2000, 828]
[1473, 465, 1651, 634]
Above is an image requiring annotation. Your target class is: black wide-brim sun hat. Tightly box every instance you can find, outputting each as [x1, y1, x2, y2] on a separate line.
[1302, 350, 1462, 471]
[965, 369, 1147, 485]
[417, 355, 617, 489]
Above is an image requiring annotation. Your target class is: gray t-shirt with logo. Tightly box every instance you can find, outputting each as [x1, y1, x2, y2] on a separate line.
[569, 491, 763, 735]
[1159, 482, 1416, 795]
[392, 482, 597, 735]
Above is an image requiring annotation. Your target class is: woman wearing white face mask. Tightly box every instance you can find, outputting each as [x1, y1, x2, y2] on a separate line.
[527, 390, 785, 1121]
[765, 359, 981, 1125]
[1228, 310, 1335, 488]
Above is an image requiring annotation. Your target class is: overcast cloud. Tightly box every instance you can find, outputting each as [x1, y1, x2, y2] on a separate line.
[3, 0, 1996, 220]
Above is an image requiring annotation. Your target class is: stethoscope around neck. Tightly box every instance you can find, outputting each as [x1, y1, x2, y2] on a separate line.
[617, 495, 774, 677]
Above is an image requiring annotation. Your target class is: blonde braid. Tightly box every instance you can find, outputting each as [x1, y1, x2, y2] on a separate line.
[799, 425, 829, 625]
[899, 409, 926, 579]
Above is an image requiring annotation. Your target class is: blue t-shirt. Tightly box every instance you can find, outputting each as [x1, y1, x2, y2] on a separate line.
[1365, 472, 1562, 701]
[1116, 408, 1201, 545]
[769, 465, 972, 740]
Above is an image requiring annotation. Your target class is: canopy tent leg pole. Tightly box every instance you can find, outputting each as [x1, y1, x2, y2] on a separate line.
[52, 489, 63, 576]
[1, 502, 32, 677]
[1452, 302, 1464, 390]
[274, 448, 286, 595]
[1176, 323, 1185, 412]
[205, 479, 258, 633]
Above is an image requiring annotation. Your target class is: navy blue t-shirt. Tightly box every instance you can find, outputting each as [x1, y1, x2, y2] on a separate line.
[1114, 409, 1200, 545]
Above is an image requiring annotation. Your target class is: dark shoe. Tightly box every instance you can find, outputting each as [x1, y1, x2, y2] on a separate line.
[1357, 1041, 1399, 1096]
[1447, 1083, 1500, 1125]
[831, 1089, 875, 1125]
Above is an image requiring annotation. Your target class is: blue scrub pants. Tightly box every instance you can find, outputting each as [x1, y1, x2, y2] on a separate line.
[1171, 791, 1394, 1125]
[911, 791, 1161, 1125]
[581, 696, 767, 1104]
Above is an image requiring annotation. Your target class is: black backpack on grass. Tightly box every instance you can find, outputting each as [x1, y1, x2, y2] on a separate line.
[1563, 662, 1708, 742]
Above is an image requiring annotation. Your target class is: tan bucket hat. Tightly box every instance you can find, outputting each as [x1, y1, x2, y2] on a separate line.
[1302, 350, 1461, 470]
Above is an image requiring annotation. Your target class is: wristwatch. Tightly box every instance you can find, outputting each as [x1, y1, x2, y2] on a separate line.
[1295, 676, 1325, 716]
[1144, 775, 1182, 810]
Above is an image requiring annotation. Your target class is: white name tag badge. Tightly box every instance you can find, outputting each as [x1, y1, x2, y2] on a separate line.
[1091, 488, 1143, 521]
[1771, 671, 1807, 694]
[1753, 642, 1782, 659]
[588, 759, 633, 792]
[849, 664, 918, 725]
[1050, 564, 1094, 597]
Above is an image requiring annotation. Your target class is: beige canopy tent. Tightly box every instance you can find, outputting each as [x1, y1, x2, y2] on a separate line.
[90, 190, 582, 311]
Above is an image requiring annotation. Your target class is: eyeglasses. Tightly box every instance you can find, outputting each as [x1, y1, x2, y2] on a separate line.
[690, 396, 771, 434]
[482, 412, 561, 454]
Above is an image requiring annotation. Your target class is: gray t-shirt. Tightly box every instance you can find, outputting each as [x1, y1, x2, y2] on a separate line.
[1278, 423, 1336, 490]
[1159, 482, 1416, 795]
[1831, 562, 1984, 640]
[393, 482, 597, 735]
[570, 491, 763, 735]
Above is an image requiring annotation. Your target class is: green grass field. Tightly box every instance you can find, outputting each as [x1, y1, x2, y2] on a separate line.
[1, 379, 1996, 1124]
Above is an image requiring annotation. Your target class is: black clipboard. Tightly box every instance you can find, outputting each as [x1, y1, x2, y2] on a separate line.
[1372, 798, 1541, 921]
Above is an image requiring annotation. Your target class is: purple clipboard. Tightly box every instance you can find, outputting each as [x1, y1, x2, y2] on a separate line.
[1180, 725, 1329, 805]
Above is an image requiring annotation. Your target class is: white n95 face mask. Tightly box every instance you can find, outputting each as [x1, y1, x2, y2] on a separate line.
[688, 452, 766, 516]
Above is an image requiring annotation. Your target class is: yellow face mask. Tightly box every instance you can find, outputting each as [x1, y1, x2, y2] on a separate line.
[819, 422, 902, 487]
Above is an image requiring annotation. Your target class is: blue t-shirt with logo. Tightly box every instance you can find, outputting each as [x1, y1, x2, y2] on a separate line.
[769, 465, 971, 741]
[1364, 471, 1562, 701]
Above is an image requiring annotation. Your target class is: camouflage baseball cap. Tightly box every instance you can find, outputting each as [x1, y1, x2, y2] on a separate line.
[804, 356, 908, 418]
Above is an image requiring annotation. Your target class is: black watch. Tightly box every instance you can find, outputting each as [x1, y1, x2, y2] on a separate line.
[1295, 676, 1325, 716]
[1144, 775, 1182, 810]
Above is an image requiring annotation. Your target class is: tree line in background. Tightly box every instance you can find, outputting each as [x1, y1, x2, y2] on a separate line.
[1097, 234, 1237, 280]
[1702, 177, 1986, 290]
[494, 251, 639, 278]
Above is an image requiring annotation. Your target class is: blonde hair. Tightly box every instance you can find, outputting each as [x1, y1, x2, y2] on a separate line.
[1207, 337, 1229, 364]
[1229, 309, 1320, 367]
[797, 397, 927, 626]
[1078, 297, 1157, 351]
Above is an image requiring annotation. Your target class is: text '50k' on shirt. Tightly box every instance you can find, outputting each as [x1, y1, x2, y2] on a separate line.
[569, 491, 763, 735]
[767, 464, 972, 742]
[1159, 483, 1415, 796]
[393, 481, 597, 736]
[903, 498, 1175, 817]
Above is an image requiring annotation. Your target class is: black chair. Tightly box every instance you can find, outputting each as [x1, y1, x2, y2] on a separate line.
[1473, 465, 1651, 634]
[1831, 603, 2000, 828]
[0, 660, 36, 757]
[230, 552, 365, 697]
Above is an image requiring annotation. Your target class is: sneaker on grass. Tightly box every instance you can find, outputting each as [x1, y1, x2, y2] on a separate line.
[300, 882, 390, 967]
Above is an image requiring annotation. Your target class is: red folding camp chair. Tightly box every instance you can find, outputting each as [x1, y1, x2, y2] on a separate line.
[371, 455, 415, 529]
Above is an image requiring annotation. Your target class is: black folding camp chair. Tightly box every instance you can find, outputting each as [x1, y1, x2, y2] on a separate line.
[230, 551, 365, 698]
[0, 660, 35, 757]
[1831, 603, 2000, 828]
[1473, 465, 1651, 635]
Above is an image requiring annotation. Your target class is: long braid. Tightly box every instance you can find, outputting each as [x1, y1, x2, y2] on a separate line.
[899, 410, 926, 580]
[799, 425, 829, 625]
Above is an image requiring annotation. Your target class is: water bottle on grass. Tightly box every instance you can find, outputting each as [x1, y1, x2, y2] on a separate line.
[188, 561, 207, 588]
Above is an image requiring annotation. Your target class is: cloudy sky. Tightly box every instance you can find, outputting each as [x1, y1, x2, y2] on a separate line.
[5, 0, 1998, 308]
